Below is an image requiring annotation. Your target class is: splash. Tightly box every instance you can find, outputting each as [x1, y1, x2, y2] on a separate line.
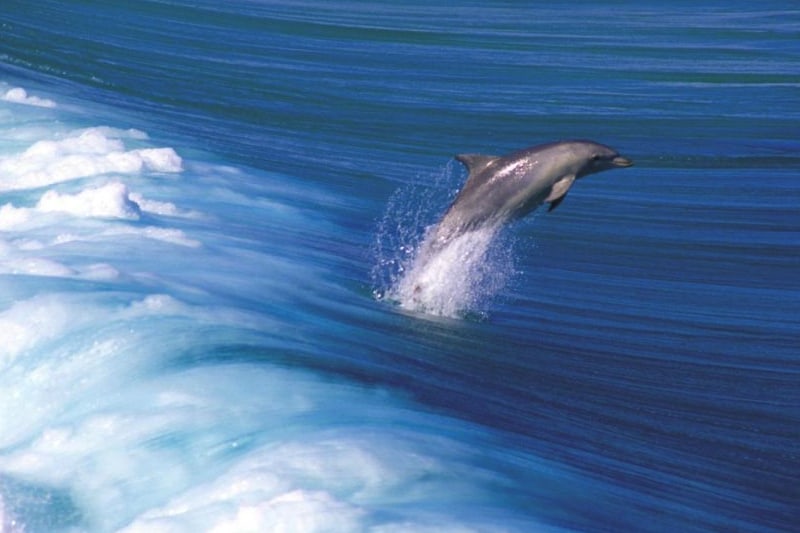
[373, 163, 516, 318]
[394, 225, 514, 317]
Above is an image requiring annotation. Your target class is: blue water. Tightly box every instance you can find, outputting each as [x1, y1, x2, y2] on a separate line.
[1, 1, 798, 532]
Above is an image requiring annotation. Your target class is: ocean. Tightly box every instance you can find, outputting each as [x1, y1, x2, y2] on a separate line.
[0, 1, 798, 532]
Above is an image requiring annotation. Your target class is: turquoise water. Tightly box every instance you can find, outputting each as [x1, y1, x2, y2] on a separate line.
[0, 1, 798, 532]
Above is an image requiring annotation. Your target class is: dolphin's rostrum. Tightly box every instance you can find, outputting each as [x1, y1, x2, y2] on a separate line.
[426, 140, 633, 252]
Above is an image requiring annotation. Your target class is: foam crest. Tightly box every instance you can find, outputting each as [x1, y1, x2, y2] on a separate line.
[113, 419, 525, 532]
[0, 293, 209, 454]
[1, 87, 56, 108]
[129, 192, 198, 218]
[37, 182, 142, 219]
[210, 490, 364, 533]
[124, 489, 365, 533]
[0, 127, 182, 192]
[0, 184, 195, 233]
[0, 204, 31, 230]
[24, 129, 124, 157]
[0, 294, 77, 364]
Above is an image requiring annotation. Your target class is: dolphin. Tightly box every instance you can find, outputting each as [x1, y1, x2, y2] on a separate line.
[425, 140, 633, 252]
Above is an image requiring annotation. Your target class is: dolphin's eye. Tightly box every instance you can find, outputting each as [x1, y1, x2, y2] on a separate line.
[591, 154, 601, 161]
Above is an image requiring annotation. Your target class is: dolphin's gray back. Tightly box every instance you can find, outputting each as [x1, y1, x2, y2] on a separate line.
[448, 144, 558, 223]
[425, 140, 630, 254]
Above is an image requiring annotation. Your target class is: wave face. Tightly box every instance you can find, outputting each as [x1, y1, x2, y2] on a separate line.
[1, 1, 798, 532]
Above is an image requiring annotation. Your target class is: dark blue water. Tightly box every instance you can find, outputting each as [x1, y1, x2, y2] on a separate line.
[0, 1, 798, 532]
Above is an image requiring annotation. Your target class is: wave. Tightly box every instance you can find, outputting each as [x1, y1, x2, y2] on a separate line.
[2, 0, 798, 530]
[0, 82, 558, 532]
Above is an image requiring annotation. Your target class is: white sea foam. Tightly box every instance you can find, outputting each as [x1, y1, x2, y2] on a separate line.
[0, 292, 206, 450]
[1, 87, 56, 108]
[0, 183, 199, 234]
[0, 127, 182, 192]
[37, 182, 142, 220]
[0, 204, 31, 230]
[129, 192, 199, 218]
[0, 294, 84, 365]
[123, 488, 366, 533]
[0, 114, 199, 277]
[0, 348, 540, 532]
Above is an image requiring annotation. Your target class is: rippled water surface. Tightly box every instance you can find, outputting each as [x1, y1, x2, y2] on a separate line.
[0, 1, 798, 532]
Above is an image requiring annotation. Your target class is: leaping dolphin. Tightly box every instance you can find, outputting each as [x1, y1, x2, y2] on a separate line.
[426, 140, 633, 252]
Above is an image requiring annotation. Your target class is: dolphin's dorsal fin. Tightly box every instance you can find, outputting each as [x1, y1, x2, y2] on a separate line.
[546, 175, 575, 212]
[455, 154, 499, 177]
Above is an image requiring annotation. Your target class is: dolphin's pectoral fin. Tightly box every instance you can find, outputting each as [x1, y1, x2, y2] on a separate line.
[545, 175, 575, 212]
[455, 154, 499, 176]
